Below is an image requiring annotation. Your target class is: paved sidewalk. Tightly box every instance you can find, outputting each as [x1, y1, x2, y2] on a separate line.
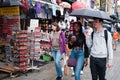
[4, 44, 120, 80]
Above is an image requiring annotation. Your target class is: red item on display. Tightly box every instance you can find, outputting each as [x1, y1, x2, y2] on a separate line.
[20, 55, 27, 58]
[20, 68, 26, 71]
[7, 29, 12, 35]
[18, 44, 27, 46]
[20, 64, 28, 67]
[19, 48, 27, 51]
[18, 40, 28, 42]
[19, 51, 28, 55]
[69, 25, 73, 31]
[72, 1, 86, 10]
[19, 32, 27, 34]
[19, 59, 27, 62]
[20, 0, 29, 12]
[57, 0, 62, 4]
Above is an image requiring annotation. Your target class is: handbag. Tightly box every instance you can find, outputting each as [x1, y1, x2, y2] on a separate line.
[67, 58, 76, 67]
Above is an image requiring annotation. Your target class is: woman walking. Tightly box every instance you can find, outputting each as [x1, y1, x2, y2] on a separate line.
[50, 22, 67, 80]
[68, 22, 89, 80]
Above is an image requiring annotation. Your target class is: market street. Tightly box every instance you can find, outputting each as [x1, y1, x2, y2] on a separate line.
[3, 43, 120, 80]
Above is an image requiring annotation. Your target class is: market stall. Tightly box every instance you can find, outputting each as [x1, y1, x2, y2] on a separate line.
[0, 6, 21, 76]
[0, 0, 64, 78]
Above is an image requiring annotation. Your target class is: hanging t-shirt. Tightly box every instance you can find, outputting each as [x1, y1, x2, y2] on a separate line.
[44, 4, 49, 14]
[52, 5, 56, 16]
[26, 7, 36, 19]
[35, 2, 41, 14]
[48, 10, 52, 19]
[58, 21, 66, 29]
[60, 7, 64, 16]
[51, 0, 57, 4]
[38, 8, 46, 19]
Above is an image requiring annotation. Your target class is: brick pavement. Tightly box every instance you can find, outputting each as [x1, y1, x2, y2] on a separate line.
[4, 44, 120, 80]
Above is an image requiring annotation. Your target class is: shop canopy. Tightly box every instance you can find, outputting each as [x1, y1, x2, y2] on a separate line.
[0, 0, 22, 7]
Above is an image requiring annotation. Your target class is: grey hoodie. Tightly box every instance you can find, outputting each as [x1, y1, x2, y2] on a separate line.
[86, 28, 113, 63]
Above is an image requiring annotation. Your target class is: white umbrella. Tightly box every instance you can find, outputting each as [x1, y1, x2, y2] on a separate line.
[59, 2, 71, 9]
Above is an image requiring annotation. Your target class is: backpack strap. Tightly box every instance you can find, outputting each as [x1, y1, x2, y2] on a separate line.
[91, 31, 94, 40]
[104, 30, 108, 45]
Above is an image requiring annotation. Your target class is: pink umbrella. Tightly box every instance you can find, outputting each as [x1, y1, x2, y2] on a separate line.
[72, 1, 87, 10]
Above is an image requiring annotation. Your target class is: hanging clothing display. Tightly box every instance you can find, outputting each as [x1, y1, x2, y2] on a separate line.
[52, 5, 56, 16]
[48, 10, 52, 19]
[58, 21, 66, 29]
[28, 0, 33, 7]
[60, 7, 64, 16]
[44, 4, 49, 14]
[90, 0, 95, 8]
[51, 0, 57, 4]
[26, 7, 37, 19]
[20, 0, 29, 12]
[38, 8, 47, 19]
[35, 2, 41, 14]
[64, 11, 70, 24]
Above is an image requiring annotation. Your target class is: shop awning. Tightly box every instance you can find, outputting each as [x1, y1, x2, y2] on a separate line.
[0, 0, 22, 7]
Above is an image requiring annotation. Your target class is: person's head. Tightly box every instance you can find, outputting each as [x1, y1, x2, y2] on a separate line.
[51, 22, 60, 32]
[73, 22, 83, 33]
[114, 28, 117, 32]
[93, 18, 103, 29]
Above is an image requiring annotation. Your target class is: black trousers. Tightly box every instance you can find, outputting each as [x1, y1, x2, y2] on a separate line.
[90, 56, 107, 80]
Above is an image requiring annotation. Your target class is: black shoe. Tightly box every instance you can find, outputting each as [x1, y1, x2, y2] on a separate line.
[56, 76, 63, 80]
[113, 48, 116, 51]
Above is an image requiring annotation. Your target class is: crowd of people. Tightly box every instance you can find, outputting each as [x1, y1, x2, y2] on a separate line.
[48, 17, 120, 80]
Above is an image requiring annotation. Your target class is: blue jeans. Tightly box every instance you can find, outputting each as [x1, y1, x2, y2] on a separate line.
[52, 49, 62, 77]
[70, 49, 84, 80]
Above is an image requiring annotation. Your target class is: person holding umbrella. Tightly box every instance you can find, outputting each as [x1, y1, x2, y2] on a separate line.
[85, 18, 113, 80]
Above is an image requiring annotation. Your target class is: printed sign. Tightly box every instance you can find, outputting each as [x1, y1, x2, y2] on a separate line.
[0, 6, 20, 15]
[30, 19, 39, 27]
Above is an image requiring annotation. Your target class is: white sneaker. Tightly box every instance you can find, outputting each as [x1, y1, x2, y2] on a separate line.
[62, 67, 64, 71]
[71, 67, 73, 70]
[72, 72, 75, 76]
[80, 71, 84, 75]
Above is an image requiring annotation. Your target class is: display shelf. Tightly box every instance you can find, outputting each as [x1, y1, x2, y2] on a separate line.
[27, 27, 41, 71]
[14, 30, 29, 72]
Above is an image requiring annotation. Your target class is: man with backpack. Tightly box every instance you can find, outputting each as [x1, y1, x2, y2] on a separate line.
[85, 18, 113, 80]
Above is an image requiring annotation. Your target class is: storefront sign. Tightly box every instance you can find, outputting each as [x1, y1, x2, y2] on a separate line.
[0, 6, 20, 15]
[30, 19, 39, 27]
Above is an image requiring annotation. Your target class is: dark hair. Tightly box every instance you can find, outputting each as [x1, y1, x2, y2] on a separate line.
[52, 22, 60, 32]
[93, 18, 103, 22]
[73, 22, 83, 34]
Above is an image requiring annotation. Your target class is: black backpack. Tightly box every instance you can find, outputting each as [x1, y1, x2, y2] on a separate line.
[91, 30, 108, 45]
